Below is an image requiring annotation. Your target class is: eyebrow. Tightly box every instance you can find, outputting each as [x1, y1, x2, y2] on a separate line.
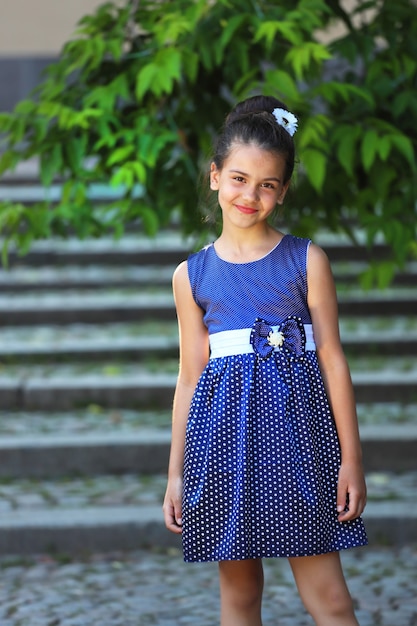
[228, 169, 281, 183]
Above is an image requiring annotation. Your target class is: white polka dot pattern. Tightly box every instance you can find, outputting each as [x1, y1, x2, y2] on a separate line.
[183, 235, 368, 562]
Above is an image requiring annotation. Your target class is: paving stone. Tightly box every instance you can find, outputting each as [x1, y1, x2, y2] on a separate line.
[0, 546, 414, 625]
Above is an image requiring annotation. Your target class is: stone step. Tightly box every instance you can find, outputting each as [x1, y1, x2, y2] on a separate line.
[0, 369, 416, 410]
[0, 265, 175, 292]
[0, 262, 415, 292]
[0, 331, 416, 362]
[0, 293, 176, 325]
[0, 372, 177, 410]
[0, 403, 413, 437]
[0, 425, 414, 477]
[6, 235, 190, 267]
[0, 321, 179, 345]
[5, 242, 397, 267]
[0, 505, 175, 555]
[0, 292, 415, 326]
[334, 263, 417, 287]
[0, 500, 414, 556]
[0, 335, 180, 362]
[343, 332, 417, 357]
[3, 234, 401, 267]
[0, 317, 414, 351]
[0, 431, 170, 477]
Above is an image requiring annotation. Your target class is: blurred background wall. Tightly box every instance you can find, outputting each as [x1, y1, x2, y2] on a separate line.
[0, 0, 104, 110]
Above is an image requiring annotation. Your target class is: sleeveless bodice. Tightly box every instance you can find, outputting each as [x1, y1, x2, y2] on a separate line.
[187, 235, 312, 334]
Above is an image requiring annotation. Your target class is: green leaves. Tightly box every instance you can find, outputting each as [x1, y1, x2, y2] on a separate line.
[40, 143, 63, 186]
[136, 48, 182, 100]
[301, 149, 327, 193]
[0, 0, 415, 286]
[361, 129, 379, 172]
[254, 20, 301, 48]
[285, 43, 332, 80]
[106, 146, 135, 167]
[264, 70, 300, 103]
[360, 128, 415, 172]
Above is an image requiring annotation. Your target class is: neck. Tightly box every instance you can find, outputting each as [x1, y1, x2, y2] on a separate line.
[215, 225, 283, 263]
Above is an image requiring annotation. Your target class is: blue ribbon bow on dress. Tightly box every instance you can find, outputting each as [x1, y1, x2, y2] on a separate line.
[250, 316, 306, 360]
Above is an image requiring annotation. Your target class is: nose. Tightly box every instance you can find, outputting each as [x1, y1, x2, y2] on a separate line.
[242, 184, 258, 202]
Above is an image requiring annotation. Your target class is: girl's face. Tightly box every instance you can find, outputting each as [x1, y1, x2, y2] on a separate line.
[210, 142, 289, 229]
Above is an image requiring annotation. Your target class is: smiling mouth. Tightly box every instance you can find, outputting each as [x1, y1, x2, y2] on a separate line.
[235, 204, 257, 214]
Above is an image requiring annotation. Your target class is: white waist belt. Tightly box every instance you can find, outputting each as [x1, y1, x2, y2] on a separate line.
[209, 325, 315, 359]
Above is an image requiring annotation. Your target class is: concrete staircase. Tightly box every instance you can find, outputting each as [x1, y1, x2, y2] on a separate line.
[0, 167, 415, 555]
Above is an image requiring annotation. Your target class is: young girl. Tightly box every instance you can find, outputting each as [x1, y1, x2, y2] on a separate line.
[163, 95, 367, 626]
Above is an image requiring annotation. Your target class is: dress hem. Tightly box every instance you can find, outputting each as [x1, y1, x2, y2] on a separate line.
[183, 538, 369, 563]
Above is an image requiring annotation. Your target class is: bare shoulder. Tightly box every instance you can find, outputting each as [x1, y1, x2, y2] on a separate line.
[307, 242, 338, 314]
[172, 260, 192, 299]
[307, 242, 334, 285]
[173, 260, 189, 284]
[307, 242, 331, 271]
[172, 260, 203, 322]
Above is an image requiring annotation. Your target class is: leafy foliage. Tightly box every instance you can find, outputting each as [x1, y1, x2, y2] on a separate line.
[0, 0, 416, 284]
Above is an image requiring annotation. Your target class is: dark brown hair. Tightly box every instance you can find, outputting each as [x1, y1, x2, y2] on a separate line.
[212, 95, 296, 184]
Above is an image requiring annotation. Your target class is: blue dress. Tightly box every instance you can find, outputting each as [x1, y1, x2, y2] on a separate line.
[182, 234, 367, 562]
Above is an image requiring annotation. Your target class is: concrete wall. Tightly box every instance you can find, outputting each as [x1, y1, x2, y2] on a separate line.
[0, 0, 104, 54]
[0, 0, 105, 110]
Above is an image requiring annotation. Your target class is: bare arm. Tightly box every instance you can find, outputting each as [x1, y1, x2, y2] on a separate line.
[307, 243, 367, 521]
[162, 260, 209, 533]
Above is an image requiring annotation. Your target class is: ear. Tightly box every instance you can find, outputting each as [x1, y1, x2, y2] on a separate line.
[277, 180, 290, 205]
[210, 162, 220, 190]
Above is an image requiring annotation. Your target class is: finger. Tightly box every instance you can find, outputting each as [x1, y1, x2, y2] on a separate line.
[174, 501, 183, 528]
[338, 490, 364, 521]
[336, 480, 348, 517]
[163, 502, 183, 534]
[353, 493, 367, 517]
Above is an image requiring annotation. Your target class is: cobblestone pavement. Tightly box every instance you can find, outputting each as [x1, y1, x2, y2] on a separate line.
[0, 546, 415, 625]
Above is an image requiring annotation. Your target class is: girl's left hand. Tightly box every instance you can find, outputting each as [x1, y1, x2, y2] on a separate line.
[336, 460, 367, 521]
